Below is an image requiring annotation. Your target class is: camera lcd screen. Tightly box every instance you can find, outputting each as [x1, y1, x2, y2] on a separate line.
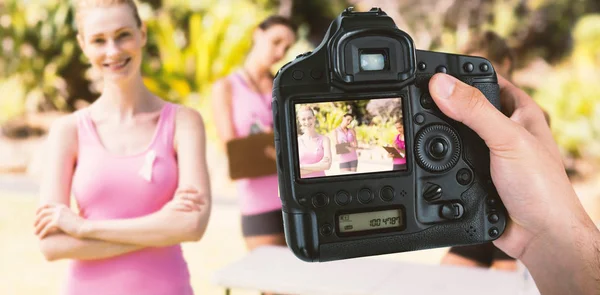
[338, 209, 404, 233]
[295, 97, 406, 179]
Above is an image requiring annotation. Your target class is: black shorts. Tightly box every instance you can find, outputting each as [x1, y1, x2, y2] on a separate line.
[448, 243, 514, 266]
[393, 163, 407, 171]
[241, 209, 285, 237]
[340, 160, 358, 169]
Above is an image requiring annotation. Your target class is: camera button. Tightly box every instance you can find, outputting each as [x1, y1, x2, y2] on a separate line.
[428, 138, 448, 159]
[312, 193, 329, 208]
[480, 63, 490, 72]
[440, 202, 464, 219]
[414, 113, 426, 125]
[357, 188, 373, 204]
[486, 197, 497, 207]
[310, 69, 323, 80]
[422, 182, 442, 202]
[489, 227, 500, 238]
[456, 168, 473, 185]
[418, 62, 427, 71]
[380, 186, 395, 202]
[415, 124, 461, 172]
[488, 213, 499, 224]
[335, 191, 352, 206]
[320, 223, 333, 236]
[436, 65, 447, 73]
[297, 196, 308, 206]
[292, 70, 304, 80]
[463, 62, 474, 73]
[420, 93, 434, 109]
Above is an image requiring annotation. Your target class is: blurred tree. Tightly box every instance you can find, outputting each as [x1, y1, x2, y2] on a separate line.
[0, 0, 90, 119]
[534, 14, 600, 164]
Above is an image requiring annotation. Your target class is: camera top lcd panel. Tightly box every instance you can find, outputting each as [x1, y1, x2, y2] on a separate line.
[272, 7, 507, 262]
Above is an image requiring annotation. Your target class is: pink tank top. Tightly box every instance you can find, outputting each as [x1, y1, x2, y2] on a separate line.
[394, 134, 406, 165]
[67, 103, 193, 295]
[336, 127, 358, 162]
[298, 135, 326, 178]
[228, 72, 281, 215]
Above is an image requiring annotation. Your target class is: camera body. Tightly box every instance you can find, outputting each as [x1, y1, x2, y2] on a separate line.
[272, 7, 507, 262]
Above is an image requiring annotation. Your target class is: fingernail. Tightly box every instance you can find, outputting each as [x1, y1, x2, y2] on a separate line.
[434, 74, 457, 100]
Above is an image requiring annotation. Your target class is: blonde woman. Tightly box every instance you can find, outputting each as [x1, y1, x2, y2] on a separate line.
[297, 106, 332, 178]
[34, 1, 210, 294]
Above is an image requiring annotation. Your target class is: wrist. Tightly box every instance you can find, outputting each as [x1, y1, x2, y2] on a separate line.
[520, 210, 600, 294]
[77, 219, 94, 239]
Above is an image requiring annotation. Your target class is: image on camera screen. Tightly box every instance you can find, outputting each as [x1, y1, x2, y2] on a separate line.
[295, 97, 407, 179]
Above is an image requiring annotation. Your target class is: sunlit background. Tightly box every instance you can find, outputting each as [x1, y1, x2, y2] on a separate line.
[1, 0, 599, 294]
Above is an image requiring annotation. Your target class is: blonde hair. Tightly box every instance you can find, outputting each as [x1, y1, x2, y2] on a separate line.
[74, 0, 142, 31]
[297, 106, 315, 117]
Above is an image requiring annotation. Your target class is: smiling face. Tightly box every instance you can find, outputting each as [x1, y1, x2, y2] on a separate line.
[298, 109, 316, 133]
[76, 3, 146, 83]
[253, 24, 296, 68]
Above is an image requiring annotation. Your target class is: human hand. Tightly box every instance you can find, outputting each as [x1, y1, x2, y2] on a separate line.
[34, 204, 85, 239]
[428, 73, 592, 260]
[164, 186, 205, 212]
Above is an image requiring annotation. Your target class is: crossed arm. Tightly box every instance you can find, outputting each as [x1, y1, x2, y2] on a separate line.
[300, 136, 332, 173]
[36, 107, 211, 261]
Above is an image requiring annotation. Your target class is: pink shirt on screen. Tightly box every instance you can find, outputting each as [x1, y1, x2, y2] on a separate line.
[336, 127, 358, 163]
[298, 135, 326, 178]
[393, 133, 406, 165]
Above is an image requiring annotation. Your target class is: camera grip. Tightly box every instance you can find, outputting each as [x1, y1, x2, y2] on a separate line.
[474, 82, 501, 111]
[283, 211, 319, 262]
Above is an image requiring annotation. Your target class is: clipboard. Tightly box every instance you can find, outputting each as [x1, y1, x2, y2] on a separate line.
[226, 132, 277, 180]
[335, 142, 352, 155]
[383, 146, 404, 159]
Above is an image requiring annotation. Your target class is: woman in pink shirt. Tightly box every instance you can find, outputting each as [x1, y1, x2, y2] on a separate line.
[34, 1, 211, 294]
[333, 114, 359, 172]
[297, 107, 332, 178]
[389, 120, 407, 170]
[211, 16, 296, 250]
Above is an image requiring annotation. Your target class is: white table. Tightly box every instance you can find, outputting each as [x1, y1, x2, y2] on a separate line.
[213, 246, 540, 295]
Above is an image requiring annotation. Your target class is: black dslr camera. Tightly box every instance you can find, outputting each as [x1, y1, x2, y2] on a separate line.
[272, 7, 507, 262]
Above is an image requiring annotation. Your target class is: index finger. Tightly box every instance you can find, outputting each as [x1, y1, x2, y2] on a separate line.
[36, 203, 54, 215]
[497, 75, 561, 159]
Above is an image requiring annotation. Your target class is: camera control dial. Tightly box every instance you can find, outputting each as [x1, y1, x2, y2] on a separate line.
[415, 124, 461, 172]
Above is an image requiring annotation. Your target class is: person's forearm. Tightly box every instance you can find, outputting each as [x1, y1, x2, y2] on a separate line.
[79, 209, 210, 247]
[39, 233, 143, 261]
[521, 213, 600, 295]
[300, 159, 332, 172]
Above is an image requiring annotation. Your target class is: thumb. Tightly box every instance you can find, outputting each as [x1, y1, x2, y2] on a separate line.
[429, 73, 519, 149]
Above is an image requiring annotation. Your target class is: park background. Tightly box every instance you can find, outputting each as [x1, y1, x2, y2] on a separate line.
[1, 0, 599, 294]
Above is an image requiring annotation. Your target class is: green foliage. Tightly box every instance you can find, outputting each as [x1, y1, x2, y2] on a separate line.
[314, 103, 345, 135]
[354, 120, 397, 148]
[0, 0, 79, 120]
[142, 0, 271, 105]
[534, 14, 600, 161]
[0, 75, 26, 124]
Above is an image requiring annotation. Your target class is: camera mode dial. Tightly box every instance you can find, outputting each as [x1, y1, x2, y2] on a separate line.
[415, 124, 461, 172]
